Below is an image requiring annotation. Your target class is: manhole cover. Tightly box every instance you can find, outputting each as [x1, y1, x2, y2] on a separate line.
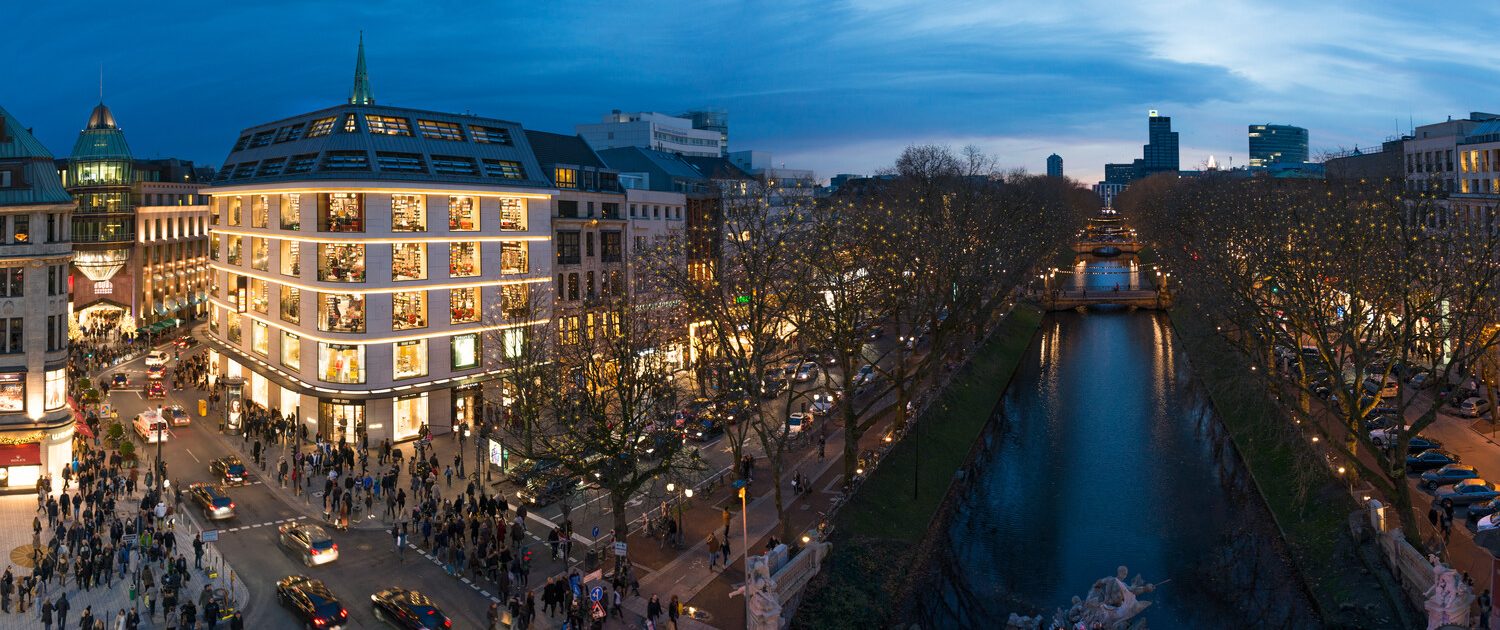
[9, 544, 48, 569]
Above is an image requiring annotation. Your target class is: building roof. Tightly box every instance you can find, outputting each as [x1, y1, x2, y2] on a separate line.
[211, 103, 553, 189]
[0, 105, 72, 206]
[678, 155, 753, 181]
[71, 101, 133, 162]
[597, 146, 711, 192]
[522, 130, 606, 170]
[87, 102, 118, 130]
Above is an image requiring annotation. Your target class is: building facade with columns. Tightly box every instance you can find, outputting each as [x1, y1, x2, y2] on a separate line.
[0, 105, 76, 487]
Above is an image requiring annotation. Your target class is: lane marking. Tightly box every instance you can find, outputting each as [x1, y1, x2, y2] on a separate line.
[184, 449, 201, 463]
[215, 515, 304, 535]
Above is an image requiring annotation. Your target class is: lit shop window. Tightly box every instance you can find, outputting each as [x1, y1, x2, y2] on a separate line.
[281, 331, 301, 370]
[501, 242, 528, 275]
[450, 287, 479, 324]
[210, 305, 220, 335]
[251, 195, 269, 228]
[317, 193, 364, 233]
[251, 237, 270, 271]
[450, 243, 479, 278]
[227, 311, 242, 344]
[249, 278, 269, 314]
[0, 373, 22, 413]
[210, 234, 220, 261]
[392, 291, 428, 331]
[393, 243, 428, 281]
[252, 320, 269, 356]
[280, 240, 301, 276]
[318, 343, 365, 384]
[501, 285, 529, 318]
[227, 236, 243, 266]
[448, 196, 478, 231]
[280, 286, 301, 325]
[317, 243, 365, 282]
[280, 193, 301, 230]
[45, 369, 65, 411]
[210, 198, 222, 226]
[500, 198, 526, 231]
[393, 339, 428, 380]
[452, 333, 480, 370]
[228, 196, 242, 227]
[392, 393, 428, 441]
[317, 293, 365, 334]
[502, 327, 525, 359]
[392, 194, 426, 232]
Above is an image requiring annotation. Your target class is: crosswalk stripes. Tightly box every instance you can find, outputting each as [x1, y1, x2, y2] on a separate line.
[407, 541, 503, 604]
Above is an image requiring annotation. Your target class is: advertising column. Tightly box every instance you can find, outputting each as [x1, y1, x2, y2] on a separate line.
[224, 375, 244, 434]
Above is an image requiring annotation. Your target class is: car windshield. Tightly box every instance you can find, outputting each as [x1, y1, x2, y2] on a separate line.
[211, 496, 231, 507]
[310, 538, 334, 550]
[227, 464, 245, 474]
[413, 607, 445, 628]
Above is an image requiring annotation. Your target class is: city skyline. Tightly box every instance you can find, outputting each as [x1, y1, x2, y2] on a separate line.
[8, 1, 1497, 184]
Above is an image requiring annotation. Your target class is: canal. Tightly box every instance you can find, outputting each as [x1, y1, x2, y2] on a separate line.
[915, 254, 1318, 628]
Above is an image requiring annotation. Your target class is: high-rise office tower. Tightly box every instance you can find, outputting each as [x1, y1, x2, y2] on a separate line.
[1139, 110, 1179, 177]
[1046, 154, 1063, 178]
[1248, 124, 1309, 167]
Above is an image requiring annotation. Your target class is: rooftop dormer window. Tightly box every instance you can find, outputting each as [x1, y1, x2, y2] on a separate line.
[366, 115, 411, 136]
[418, 120, 464, 141]
[306, 117, 337, 138]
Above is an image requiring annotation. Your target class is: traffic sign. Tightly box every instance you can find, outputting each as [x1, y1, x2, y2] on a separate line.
[613, 541, 627, 556]
[591, 526, 600, 539]
[590, 586, 603, 602]
[201, 530, 219, 542]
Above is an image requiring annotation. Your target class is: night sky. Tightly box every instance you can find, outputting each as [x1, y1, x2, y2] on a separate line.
[7, 1, 1495, 184]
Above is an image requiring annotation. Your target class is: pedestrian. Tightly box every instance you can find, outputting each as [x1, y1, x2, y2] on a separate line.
[55, 593, 68, 630]
[193, 535, 203, 570]
[646, 594, 662, 627]
[668, 594, 681, 629]
[817, 434, 826, 461]
[1443, 512, 1454, 541]
[706, 531, 719, 569]
[720, 535, 731, 566]
[722, 507, 731, 540]
[1480, 588, 1492, 630]
[41, 597, 53, 630]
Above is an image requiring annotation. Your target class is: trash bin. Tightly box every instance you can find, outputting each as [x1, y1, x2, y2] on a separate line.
[585, 548, 599, 572]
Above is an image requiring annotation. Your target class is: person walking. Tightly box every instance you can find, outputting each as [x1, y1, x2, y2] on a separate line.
[706, 532, 719, 570]
[668, 595, 681, 629]
[1479, 588, 1492, 630]
[40, 597, 53, 630]
[720, 535, 731, 566]
[646, 595, 662, 627]
[54, 593, 68, 630]
[722, 507, 732, 540]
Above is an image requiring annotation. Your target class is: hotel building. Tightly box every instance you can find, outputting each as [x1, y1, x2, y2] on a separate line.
[204, 46, 554, 443]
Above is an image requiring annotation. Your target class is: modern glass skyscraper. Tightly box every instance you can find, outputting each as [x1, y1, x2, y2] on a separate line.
[1046, 153, 1063, 177]
[1248, 124, 1309, 167]
[1139, 110, 1179, 177]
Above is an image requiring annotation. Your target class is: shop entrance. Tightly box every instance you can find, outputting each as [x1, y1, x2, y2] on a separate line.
[318, 399, 365, 446]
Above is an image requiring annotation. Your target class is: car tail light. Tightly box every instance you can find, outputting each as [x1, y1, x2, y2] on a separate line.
[444, 620, 452, 628]
[339, 608, 347, 619]
[309, 548, 319, 556]
[331, 543, 338, 550]
[229, 503, 236, 509]
[313, 619, 326, 626]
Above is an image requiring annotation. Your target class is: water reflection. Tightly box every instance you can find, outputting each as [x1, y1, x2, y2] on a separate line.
[916, 255, 1314, 628]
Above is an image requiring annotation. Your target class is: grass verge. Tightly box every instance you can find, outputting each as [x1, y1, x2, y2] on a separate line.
[793, 304, 1043, 627]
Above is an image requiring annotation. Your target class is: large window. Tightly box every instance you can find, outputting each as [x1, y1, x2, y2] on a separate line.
[391, 194, 426, 232]
[452, 333, 480, 370]
[392, 291, 428, 331]
[448, 196, 478, 231]
[501, 285, 528, 318]
[317, 293, 365, 333]
[281, 331, 301, 370]
[556, 231, 580, 265]
[280, 194, 301, 230]
[366, 115, 412, 136]
[393, 340, 428, 380]
[250, 237, 270, 271]
[280, 286, 301, 324]
[450, 243, 480, 278]
[210, 198, 221, 225]
[393, 393, 428, 441]
[500, 198, 526, 230]
[227, 236, 243, 266]
[501, 242, 527, 275]
[318, 343, 365, 384]
[249, 278, 269, 314]
[307, 116, 337, 137]
[0, 267, 22, 297]
[252, 195, 269, 228]
[602, 231, 622, 263]
[317, 243, 365, 282]
[280, 240, 300, 276]
[228, 197, 242, 226]
[252, 320, 270, 355]
[392, 243, 427, 281]
[502, 328, 525, 360]
[554, 167, 578, 189]
[450, 287, 479, 324]
[318, 193, 364, 232]
[210, 233, 220, 261]
[418, 120, 464, 141]
[45, 369, 65, 411]
[0, 373, 22, 413]
[227, 311, 242, 344]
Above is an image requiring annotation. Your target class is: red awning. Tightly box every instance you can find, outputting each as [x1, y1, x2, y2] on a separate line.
[0, 443, 40, 466]
[74, 422, 95, 439]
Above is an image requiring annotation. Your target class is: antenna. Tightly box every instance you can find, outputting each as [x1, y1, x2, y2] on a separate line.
[99, 64, 103, 101]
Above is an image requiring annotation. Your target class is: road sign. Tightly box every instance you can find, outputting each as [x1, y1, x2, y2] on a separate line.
[591, 526, 600, 539]
[201, 530, 219, 542]
[613, 541, 627, 556]
[121, 534, 138, 545]
[590, 586, 603, 602]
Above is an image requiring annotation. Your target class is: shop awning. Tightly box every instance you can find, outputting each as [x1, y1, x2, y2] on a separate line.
[0, 443, 41, 466]
[74, 422, 95, 440]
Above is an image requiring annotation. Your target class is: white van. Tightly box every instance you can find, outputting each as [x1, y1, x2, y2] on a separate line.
[134, 410, 170, 443]
[145, 351, 169, 367]
[1363, 375, 1399, 399]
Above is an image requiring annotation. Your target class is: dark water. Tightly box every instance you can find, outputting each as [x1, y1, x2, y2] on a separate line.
[915, 256, 1317, 628]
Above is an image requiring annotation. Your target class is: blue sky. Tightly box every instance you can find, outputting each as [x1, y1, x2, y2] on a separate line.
[6, 0, 1493, 184]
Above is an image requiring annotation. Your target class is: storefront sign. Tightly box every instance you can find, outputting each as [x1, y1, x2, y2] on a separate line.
[0, 442, 41, 466]
[93, 281, 112, 294]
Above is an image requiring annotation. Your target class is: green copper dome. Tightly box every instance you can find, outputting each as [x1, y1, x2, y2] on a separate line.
[70, 102, 132, 161]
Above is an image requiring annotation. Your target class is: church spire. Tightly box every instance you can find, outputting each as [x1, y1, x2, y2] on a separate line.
[349, 32, 374, 105]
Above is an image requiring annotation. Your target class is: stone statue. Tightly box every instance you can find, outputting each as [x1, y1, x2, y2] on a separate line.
[1423, 554, 1474, 630]
[745, 555, 782, 630]
[1052, 565, 1157, 630]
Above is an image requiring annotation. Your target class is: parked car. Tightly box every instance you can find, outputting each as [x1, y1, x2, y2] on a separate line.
[209, 456, 248, 485]
[760, 376, 785, 399]
[1368, 426, 1410, 446]
[371, 587, 451, 629]
[1404, 436, 1444, 454]
[853, 364, 876, 387]
[1421, 464, 1480, 489]
[1460, 397, 1492, 418]
[276, 575, 348, 629]
[516, 476, 579, 507]
[688, 419, 724, 442]
[145, 350, 169, 367]
[1408, 371, 1433, 389]
[1471, 498, 1500, 520]
[163, 405, 191, 427]
[1437, 479, 1500, 507]
[810, 393, 835, 417]
[1363, 414, 1401, 432]
[794, 361, 819, 383]
[787, 412, 812, 434]
[1407, 449, 1462, 472]
[1363, 375, 1400, 399]
[279, 523, 339, 566]
[867, 326, 884, 340]
[188, 483, 235, 520]
[1479, 512, 1500, 534]
[145, 380, 167, 399]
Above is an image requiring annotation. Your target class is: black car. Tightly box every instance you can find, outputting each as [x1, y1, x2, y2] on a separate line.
[371, 587, 451, 629]
[187, 483, 236, 520]
[688, 418, 724, 442]
[760, 376, 785, 399]
[506, 458, 560, 485]
[1404, 436, 1444, 454]
[517, 475, 579, 507]
[277, 575, 348, 628]
[209, 456, 248, 485]
[1407, 449, 1462, 472]
[1470, 498, 1500, 520]
[110, 373, 129, 388]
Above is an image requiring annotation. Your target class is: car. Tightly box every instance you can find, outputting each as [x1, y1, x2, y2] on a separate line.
[163, 405, 191, 427]
[371, 587, 451, 629]
[145, 380, 167, 399]
[174, 336, 198, 349]
[1362, 413, 1401, 432]
[134, 411, 170, 443]
[277, 575, 348, 629]
[146, 365, 166, 380]
[794, 361, 818, 383]
[145, 350, 169, 367]
[1437, 479, 1500, 507]
[1460, 397, 1492, 418]
[853, 364, 876, 387]
[1363, 376, 1399, 399]
[1408, 449, 1461, 472]
[1421, 464, 1480, 489]
[110, 373, 129, 388]
[810, 393, 835, 417]
[1408, 371, 1433, 389]
[209, 456, 249, 485]
[1404, 436, 1444, 454]
[1368, 425, 1410, 446]
[1370, 428, 1441, 453]
[787, 412, 812, 434]
[1471, 498, 1500, 520]
[1479, 512, 1500, 533]
[640, 432, 684, 459]
[279, 523, 339, 566]
[187, 483, 235, 520]
[867, 326, 884, 340]
[516, 476, 579, 507]
[688, 419, 724, 442]
[760, 376, 785, 399]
